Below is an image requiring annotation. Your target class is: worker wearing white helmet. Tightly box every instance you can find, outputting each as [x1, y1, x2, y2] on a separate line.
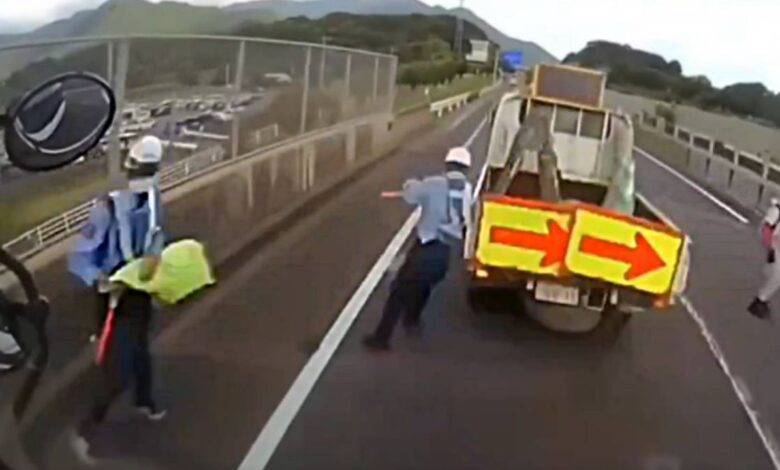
[69, 135, 167, 461]
[750, 197, 780, 318]
[364, 147, 473, 351]
[125, 135, 163, 181]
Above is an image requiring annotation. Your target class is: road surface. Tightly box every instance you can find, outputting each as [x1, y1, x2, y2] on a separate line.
[39, 100, 779, 470]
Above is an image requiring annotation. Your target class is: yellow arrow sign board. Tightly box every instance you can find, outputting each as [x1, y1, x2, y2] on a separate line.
[564, 207, 684, 295]
[476, 197, 573, 276]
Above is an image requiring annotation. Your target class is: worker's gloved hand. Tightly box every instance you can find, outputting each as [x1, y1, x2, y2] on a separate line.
[139, 255, 160, 282]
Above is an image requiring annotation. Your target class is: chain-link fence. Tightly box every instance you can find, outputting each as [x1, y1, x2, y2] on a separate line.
[0, 34, 396, 244]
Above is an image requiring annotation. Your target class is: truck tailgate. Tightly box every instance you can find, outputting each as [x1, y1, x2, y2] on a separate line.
[473, 195, 687, 299]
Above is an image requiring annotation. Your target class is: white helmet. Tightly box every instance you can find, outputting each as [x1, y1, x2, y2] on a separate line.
[126, 135, 163, 168]
[445, 146, 471, 168]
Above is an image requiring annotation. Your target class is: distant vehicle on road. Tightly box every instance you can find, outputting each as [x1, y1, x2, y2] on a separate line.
[264, 73, 292, 84]
[151, 104, 172, 118]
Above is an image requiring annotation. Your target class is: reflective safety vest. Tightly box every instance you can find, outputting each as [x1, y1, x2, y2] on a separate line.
[439, 171, 470, 244]
[68, 187, 164, 287]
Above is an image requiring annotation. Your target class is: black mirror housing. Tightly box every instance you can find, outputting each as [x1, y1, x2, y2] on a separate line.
[3, 72, 116, 172]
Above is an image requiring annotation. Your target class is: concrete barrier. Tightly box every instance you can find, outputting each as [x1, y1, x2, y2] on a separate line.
[607, 89, 780, 163]
[635, 124, 771, 212]
[429, 83, 500, 119]
[0, 106, 440, 467]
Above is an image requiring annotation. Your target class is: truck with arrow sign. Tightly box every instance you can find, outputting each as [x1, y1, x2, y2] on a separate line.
[465, 64, 690, 336]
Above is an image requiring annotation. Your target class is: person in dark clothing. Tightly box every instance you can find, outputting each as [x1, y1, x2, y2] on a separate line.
[364, 147, 473, 351]
[80, 290, 156, 429]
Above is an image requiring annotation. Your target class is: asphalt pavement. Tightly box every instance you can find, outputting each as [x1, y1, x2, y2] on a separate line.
[40, 98, 494, 470]
[36, 99, 779, 470]
[263, 150, 776, 469]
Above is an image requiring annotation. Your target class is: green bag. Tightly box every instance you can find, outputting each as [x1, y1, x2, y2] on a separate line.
[110, 239, 216, 304]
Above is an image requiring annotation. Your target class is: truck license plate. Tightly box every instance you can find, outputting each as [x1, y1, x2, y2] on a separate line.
[534, 282, 579, 306]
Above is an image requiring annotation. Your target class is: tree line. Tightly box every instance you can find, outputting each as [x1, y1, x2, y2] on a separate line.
[565, 41, 780, 128]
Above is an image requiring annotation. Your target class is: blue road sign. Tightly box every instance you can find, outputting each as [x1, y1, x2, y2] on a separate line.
[502, 50, 525, 71]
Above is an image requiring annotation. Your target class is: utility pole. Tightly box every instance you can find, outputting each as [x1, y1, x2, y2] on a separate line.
[454, 0, 465, 58]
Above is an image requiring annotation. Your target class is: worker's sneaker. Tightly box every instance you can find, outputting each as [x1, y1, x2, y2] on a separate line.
[136, 405, 168, 422]
[362, 335, 390, 352]
[67, 427, 96, 466]
[748, 298, 771, 319]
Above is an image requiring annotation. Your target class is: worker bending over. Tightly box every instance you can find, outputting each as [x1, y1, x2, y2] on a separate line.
[364, 147, 473, 351]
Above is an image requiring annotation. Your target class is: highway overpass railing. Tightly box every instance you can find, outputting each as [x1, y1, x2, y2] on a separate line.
[0, 33, 397, 255]
[429, 84, 500, 118]
[0, 83, 496, 266]
[637, 111, 780, 212]
[3, 145, 227, 260]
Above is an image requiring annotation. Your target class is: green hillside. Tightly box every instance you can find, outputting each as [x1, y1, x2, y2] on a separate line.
[89, 0, 276, 36]
[0, 0, 277, 81]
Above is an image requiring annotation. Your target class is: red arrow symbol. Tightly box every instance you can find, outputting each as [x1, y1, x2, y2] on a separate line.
[579, 232, 666, 280]
[490, 219, 569, 267]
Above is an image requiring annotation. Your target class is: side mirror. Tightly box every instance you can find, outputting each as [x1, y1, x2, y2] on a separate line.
[3, 72, 116, 172]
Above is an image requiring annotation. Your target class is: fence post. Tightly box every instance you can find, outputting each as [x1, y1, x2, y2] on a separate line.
[300, 47, 313, 135]
[231, 40, 246, 159]
[106, 41, 113, 81]
[319, 46, 327, 90]
[108, 39, 129, 189]
[372, 56, 380, 104]
[342, 53, 352, 119]
[36, 228, 44, 248]
[387, 56, 398, 114]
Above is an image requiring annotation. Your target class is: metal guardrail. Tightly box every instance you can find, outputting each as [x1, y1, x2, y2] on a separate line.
[638, 113, 780, 211]
[430, 83, 501, 118]
[430, 92, 473, 117]
[3, 146, 227, 259]
[1, 78, 493, 262]
[0, 111, 385, 263]
[0, 32, 398, 262]
[0, 33, 396, 59]
[0, 33, 398, 184]
[640, 111, 771, 172]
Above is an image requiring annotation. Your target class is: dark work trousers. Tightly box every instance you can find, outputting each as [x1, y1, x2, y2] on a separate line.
[79, 289, 155, 436]
[373, 239, 450, 344]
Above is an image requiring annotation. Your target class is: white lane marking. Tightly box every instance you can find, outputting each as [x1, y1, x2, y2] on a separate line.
[635, 192, 692, 248]
[236, 114, 490, 470]
[638, 159, 776, 463]
[448, 105, 474, 131]
[465, 116, 488, 149]
[680, 295, 780, 469]
[634, 146, 749, 224]
[472, 151, 490, 199]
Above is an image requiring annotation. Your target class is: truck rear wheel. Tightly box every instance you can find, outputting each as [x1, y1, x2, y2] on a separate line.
[593, 307, 632, 341]
[467, 286, 493, 313]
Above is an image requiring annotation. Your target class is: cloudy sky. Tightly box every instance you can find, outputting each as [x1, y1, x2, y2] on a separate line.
[2, 0, 778, 89]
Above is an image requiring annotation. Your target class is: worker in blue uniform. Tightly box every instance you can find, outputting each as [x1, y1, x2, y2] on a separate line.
[68, 135, 167, 462]
[363, 147, 473, 351]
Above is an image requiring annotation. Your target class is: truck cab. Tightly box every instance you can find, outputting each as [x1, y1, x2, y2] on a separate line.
[466, 64, 690, 336]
